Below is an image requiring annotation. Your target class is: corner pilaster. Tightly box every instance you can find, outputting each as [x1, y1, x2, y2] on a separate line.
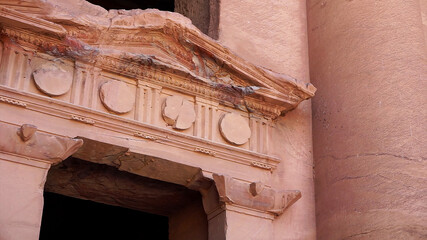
[0, 123, 82, 240]
[201, 174, 301, 240]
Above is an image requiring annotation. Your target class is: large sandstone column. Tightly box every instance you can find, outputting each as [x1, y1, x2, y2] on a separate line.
[218, 1, 316, 239]
[0, 123, 82, 240]
[307, 0, 427, 239]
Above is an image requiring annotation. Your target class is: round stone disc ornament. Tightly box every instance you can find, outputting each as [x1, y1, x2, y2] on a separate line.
[162, 95, 196, 130]
[219, 113, 251, 145]
[99, 80, 135, 114]
[32, 63, 72, 96]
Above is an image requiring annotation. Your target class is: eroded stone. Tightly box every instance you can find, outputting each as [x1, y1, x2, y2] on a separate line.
[175, 100, 196, 130]
[99, 80, 135, 114]
[249, 181, 264, 196]
[219, 113, 251, 145]
[163, 95, 183, 125]
[211, 174, 301, 215]
[32, 62, 72, 96]
[17, 124, 37, 142]
[0, 123, 83, 163]
[162, 95, 196, 130]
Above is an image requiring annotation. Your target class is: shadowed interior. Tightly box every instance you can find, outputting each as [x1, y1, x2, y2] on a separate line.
[40, 192, 169, 240]
[41, 158, 207, 240]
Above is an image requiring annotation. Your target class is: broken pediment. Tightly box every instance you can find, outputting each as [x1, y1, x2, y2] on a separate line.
[0, 0, 315, 119]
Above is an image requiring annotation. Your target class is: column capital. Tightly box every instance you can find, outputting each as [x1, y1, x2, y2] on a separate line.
[0, 123, 83, 164]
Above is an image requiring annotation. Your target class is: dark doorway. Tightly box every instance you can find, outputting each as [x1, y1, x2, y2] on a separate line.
[86, 0, 174, 11]
[40, 192, 169, 240]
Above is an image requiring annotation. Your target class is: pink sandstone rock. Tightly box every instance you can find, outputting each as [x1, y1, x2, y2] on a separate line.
[0, 123, 83, 163]
[162, 95, 196, 130]
[308, 0, 427, 239]
[99, 80, 135, 114]
[219, 112, 251, 145]
[32, 62, 72, 96]
[175, 100, 196, 130]
[17, 124, 37, 142]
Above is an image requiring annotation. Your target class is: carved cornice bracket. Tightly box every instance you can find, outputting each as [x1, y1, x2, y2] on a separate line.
[212, 174, 301, 217]
[0, 123, 83, 164]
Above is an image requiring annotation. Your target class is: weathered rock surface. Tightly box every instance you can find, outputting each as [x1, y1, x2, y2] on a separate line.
[162, 95, 196, 130]
[219, 113, 251, 145]
[45, 157, 203, 216]
[0, 123, 83, 163]
[32, 63, 72, 96]
[99, 80, 135, 114]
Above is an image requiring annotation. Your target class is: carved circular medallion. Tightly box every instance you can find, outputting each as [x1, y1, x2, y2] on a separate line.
[32, 63, 72, 96]
[99, 80, 135, 114]
[162, 95, 196, 130]
[219, 113, 251, 145]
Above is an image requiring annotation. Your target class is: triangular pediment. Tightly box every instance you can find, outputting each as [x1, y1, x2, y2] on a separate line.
[0, 0, 315, 118]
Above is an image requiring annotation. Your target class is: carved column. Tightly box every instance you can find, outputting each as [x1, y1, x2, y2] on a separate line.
[201, 174, 301, 240]
[308, 0, 426, 238]
[0, 123, 82, 240]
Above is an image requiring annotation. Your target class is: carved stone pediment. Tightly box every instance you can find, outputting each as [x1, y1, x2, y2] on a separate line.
[0, 1, 315, 119]
[0, 1, 315, 180]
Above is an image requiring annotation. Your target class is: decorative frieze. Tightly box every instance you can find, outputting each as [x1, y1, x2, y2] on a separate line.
[70, 114, 95, 125]
[251, 161, 273, 170]
[134, 131, 159, 141]
[194, 147, 216, 156]
[0, 85, 281, 172]
[0, 96, 26, 107]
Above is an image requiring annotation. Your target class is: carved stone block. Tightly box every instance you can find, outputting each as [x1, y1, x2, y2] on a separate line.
[0, 96, 27, 107]
[162, 95, 196, 130]
[219, 113, 251, 145]
[249, 181, 264, 196]
[17, 124, 37, 142]
[99, 80, 135, 114]
[32, 63, 72, 96]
